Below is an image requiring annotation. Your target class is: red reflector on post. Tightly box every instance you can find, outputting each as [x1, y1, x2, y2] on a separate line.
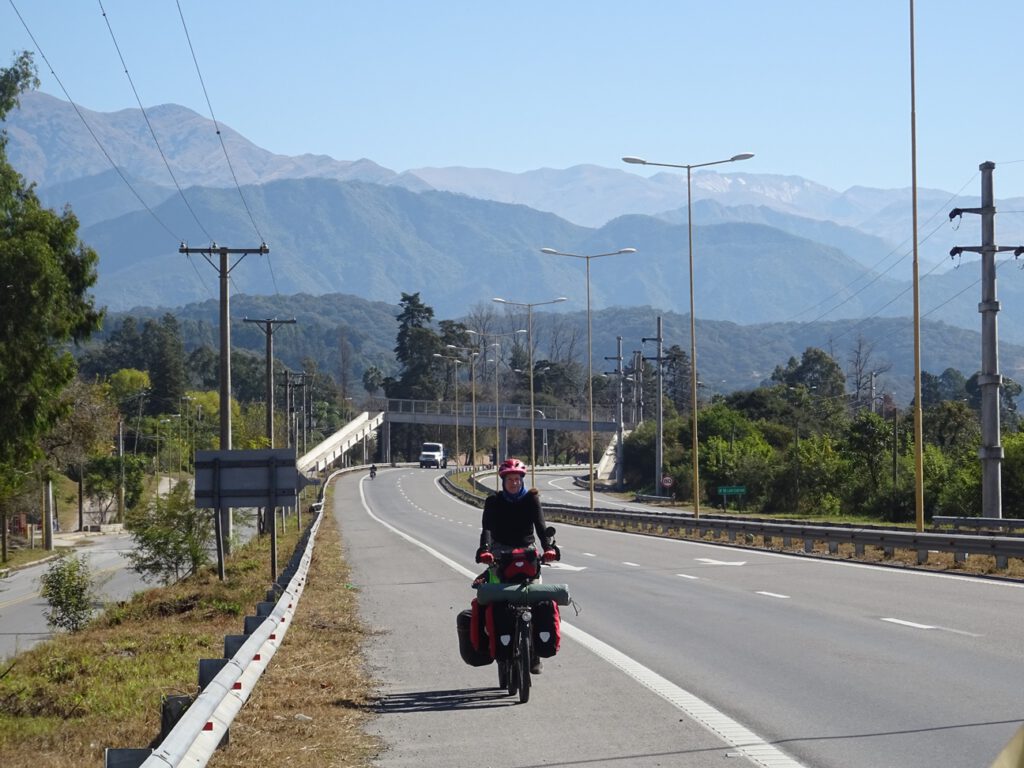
[203, 722, 214, 731]
[253, 654, 261, 661]
[232, 682, 242, 690]
[270, 634, 277, 640]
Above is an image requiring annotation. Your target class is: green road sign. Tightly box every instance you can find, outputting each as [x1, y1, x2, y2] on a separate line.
[717, 485, 746, 495]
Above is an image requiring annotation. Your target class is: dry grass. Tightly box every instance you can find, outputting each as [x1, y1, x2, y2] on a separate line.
[206, 510, 379, 767]
[0, 522, 308, 766]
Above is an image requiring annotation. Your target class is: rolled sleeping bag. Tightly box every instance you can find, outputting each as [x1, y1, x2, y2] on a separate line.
[475, 582, 570, 606]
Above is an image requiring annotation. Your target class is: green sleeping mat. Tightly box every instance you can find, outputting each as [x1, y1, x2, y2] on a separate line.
[475, 582, 571, 606]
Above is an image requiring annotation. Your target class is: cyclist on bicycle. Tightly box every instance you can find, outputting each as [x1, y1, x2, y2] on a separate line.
[475, 458, 560, 672]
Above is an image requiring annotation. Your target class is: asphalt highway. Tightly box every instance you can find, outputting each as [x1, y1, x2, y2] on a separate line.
[336, 467, 1024, 768]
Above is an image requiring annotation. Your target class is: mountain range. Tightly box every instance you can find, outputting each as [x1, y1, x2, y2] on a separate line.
[6, 90, 1024, 394]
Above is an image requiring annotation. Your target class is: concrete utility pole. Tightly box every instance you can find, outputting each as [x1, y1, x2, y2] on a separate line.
[180, 242, 268, 553]
[243, 317, 296, 448]
[642, 317, 665, 497]
[949, 162, 1024, 519]
[604, 336, 625, 490]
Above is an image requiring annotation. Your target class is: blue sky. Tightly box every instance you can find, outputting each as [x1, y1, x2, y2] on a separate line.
[3, 1, 1023, 197]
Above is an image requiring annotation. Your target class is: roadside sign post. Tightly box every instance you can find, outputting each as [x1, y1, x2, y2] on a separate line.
[717, 485, 746, 511]
[195, 449, 320, 581]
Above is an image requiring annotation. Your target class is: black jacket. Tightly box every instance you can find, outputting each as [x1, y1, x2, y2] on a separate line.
[479, 488, 552, 551]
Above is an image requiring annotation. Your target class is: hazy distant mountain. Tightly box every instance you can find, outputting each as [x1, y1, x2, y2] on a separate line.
[4, 91, 406, 202]
[10, 90, 1024, 349]
[78, 177, 907, 326]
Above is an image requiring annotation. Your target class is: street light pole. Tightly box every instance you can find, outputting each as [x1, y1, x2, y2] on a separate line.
[493, 296, 567, 487]
[448, 345, 481, 467]
[541, 247, 637, 511]
[623, 152, 753, 517]
[471, 328, 525, 488]
[433, 353, 462, 466]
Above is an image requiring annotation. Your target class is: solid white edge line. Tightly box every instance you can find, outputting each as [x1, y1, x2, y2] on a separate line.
[357, 480, 807, 768]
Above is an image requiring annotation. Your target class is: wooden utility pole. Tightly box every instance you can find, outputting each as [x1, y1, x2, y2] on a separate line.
[179, 242, 268, 553]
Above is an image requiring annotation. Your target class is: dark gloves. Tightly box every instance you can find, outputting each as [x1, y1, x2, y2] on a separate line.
[476, 548, 494, 564]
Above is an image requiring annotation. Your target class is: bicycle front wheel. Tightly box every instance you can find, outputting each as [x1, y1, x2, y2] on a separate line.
[517, 622, 532, 704]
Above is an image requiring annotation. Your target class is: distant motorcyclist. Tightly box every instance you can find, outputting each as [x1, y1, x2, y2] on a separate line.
[369, 463, 377, 479]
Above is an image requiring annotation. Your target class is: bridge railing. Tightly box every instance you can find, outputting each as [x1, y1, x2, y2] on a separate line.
[374, 397, 617, 424]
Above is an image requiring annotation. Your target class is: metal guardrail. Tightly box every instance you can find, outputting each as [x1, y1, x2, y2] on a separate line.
[121, 465, 365, 768]
[546, 506, 1024, 569]
[442, 477, 1024, 570]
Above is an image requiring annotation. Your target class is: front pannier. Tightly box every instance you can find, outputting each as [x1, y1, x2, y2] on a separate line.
[457, 607, 492, 667]
[531, 600, 561, 657]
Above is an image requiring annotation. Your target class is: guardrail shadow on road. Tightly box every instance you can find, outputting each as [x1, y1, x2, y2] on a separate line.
[375, 687, 515, 712]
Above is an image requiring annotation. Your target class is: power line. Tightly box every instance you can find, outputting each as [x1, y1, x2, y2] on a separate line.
[7, 0, 183, 244]
[175, 0, 266, 245]
[784, 173, 979, 325]
[96, 0, 213, 242]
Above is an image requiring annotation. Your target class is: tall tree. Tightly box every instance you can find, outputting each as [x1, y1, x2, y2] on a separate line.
[142, 314, 187, 414]
[0, 53, 103, 560]
[771, 347, 846, 399]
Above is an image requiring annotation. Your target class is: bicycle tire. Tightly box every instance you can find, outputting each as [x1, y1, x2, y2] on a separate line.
[517, 622, 531, 704]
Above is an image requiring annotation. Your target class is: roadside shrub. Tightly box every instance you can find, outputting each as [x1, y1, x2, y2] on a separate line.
[40, 554, 96, 632]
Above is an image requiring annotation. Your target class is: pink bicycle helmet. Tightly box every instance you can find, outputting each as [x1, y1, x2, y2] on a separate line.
[498, 458, 528, 477]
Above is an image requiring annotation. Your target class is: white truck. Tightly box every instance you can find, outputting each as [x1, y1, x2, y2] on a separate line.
[419, 442, 447, 469]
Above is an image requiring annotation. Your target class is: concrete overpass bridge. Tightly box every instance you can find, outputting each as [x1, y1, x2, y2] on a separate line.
[299, 398, 627, 471]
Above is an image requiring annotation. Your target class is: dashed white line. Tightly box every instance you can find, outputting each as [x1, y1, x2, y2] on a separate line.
[677, 574, 699, 580]
[881, 618, 934, 630]
[623, 561, 640, 567]
[756, 591, 790, 599]
[582, 552, 596, 557]
[359, 487, 807, 768]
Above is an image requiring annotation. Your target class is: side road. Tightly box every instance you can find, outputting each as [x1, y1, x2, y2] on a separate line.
[332, 472, 749, 768]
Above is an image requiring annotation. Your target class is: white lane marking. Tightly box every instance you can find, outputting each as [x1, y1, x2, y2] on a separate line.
[880, 618, 983, 637]
[568, 518, 1024, 591]
[757, 591, 790, 599]
[546, 562, 588, 572]
[560, 623, 805, 767]
[882, 618, 935, 630]
[357, 485, 806, 768]
[677, 574, 700, 580]
[582, 552, 596, 557]
[623, 561, 640, 567]
[696, 558, 747, 566]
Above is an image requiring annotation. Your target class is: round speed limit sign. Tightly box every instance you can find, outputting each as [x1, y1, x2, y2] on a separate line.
[661, 475, 674, 489]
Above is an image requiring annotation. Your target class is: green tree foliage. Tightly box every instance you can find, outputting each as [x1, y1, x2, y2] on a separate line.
[40, 554, 97, 632]
[107, 368, 151, 410]
[84, 454, 146, 521]
[126, 480, 212, 584]
[663, 344, 692, 414]
[0, 52, 102, 472]
[142, 315, 187, 414]
[923, 400, 980, 459]
[1000, 432, 1024, 519]
[388, 292, 442, 400]
[771, 347, 846, 398]
[362, 364, 385, 395]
